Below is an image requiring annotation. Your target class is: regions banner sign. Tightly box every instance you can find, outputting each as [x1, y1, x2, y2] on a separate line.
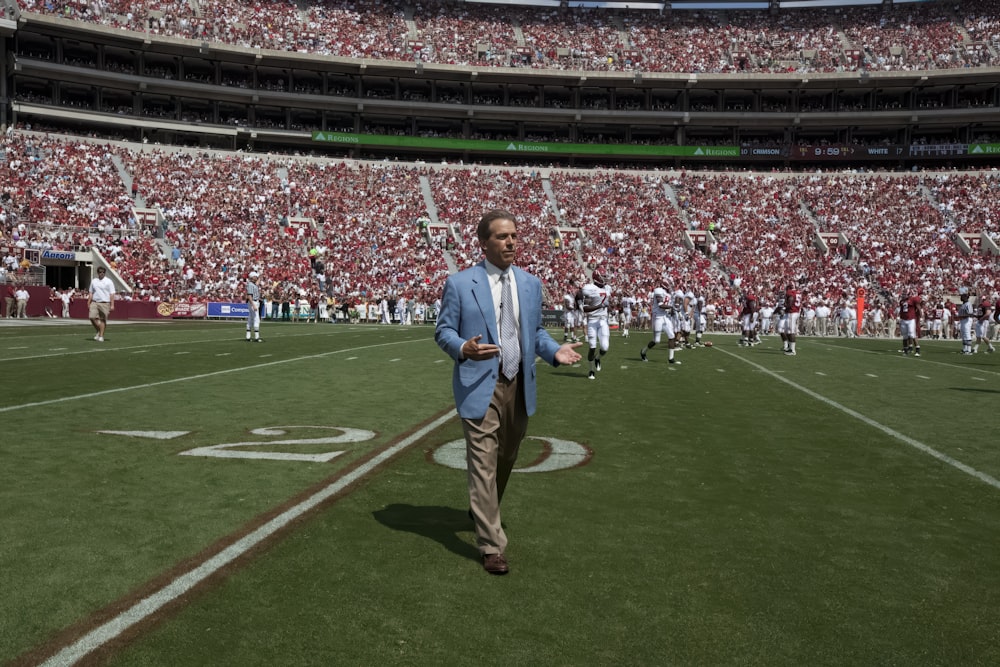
[312, 132, 1000, 162]
[311, 132, 738, 157]
[969, 143, 1000, 157]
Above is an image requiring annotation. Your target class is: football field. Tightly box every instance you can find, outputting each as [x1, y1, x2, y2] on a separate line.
[2, 319, 999, 666]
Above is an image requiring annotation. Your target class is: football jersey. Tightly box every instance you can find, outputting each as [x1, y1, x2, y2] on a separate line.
[899, 295, 920, 321]
[651, 287, 672, 317]
[672, 289, 685, 313]
[785, 289, 801, 313]
[582, 282, 611, 321]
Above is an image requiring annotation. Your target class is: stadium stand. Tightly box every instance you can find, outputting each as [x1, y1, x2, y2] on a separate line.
[2, 1, 999, 325]
[3, 133, 997, 321]
[10, 0, 1000, 72]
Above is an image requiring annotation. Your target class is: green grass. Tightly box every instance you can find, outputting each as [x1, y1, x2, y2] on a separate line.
[2, 321, 999, 666]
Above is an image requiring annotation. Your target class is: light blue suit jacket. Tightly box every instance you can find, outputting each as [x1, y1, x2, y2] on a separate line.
[435, 262, 562, 420]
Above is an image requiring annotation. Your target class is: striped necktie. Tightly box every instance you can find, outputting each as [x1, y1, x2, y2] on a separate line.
[500, 271, 520, 379]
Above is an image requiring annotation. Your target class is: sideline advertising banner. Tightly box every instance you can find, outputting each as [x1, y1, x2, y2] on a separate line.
[207, 302, 251, 319]
[157, 302, 209, 319]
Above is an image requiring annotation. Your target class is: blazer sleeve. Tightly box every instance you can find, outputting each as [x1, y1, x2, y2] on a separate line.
[434, 273, 467, 361]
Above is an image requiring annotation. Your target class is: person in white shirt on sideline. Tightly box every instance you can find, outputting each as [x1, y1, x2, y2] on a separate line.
[87, 267, 115, 341]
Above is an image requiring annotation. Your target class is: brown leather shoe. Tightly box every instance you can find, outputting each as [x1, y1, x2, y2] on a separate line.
[482, 553, 510, 575]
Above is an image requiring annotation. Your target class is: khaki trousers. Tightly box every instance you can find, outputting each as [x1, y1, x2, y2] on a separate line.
[462, 372, 528, 556]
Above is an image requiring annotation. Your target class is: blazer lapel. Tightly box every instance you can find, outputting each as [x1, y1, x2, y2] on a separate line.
[512, 266, 530, 349]
[471, 264, 499, 343]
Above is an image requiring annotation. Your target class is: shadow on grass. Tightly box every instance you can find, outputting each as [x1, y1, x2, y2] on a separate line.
[372, 504, 480, 562]
[949, 387, 1000, 394]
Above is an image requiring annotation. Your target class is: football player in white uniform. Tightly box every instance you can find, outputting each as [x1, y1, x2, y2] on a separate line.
[673, 287, 696, 348]
[581, 266, 612, 380]
[562, 284, 578, 342]
[956, 292, 975, 354]
[683, 287, 696, 347]
[573, 284, 586, 342]
[640, 286, 681, 364]
[692, 290, 706, 346]
[671, 288, 686, 346]
[620, 294, 636, 339]
[774, 297, 790, 353]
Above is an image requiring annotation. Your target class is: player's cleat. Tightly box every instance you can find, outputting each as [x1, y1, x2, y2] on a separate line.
[669, 358, 681, 364]
[253, 338, 264, 343]
[595, 359, 602, 372]
[588, 371, 596, 380]
[94, 334, 100, 341]
[640, 349, 648, 362]
[913, 352, 920, 357]
[97, 336, 104, 342]
[784, 349, 795, 355]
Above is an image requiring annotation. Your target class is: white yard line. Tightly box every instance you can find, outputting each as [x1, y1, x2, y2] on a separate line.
[717, 346, 1000, 492]
[818, 341, 1000, 378]
[0, 338, 422, 414]
[40, 409, 457, 667]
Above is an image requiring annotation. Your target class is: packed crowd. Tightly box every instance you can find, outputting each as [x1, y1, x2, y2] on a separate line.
[2, 134, 998, 320]
[426, 167, 580, 287]
[283, 160, 448, 307]
[13, 0, 1000, 73]
[548, 171, 716, 298]
[672, 174, 837, 298]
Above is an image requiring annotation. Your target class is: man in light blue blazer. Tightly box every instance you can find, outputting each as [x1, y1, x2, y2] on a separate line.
[435, 209, 581, 575]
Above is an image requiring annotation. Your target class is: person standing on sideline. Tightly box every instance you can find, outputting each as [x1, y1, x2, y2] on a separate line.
[784, 283, 802, 355]
[4, 283, 16, 318]
[245, 272, 263, 342]
[956, 291, 975, 355]
[15, 284, 29, 318]
[54, 288, 74, 318]
[87, 267, 115, 341]
[815, 301, 830, 337]
[435, 209, 581, 576]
